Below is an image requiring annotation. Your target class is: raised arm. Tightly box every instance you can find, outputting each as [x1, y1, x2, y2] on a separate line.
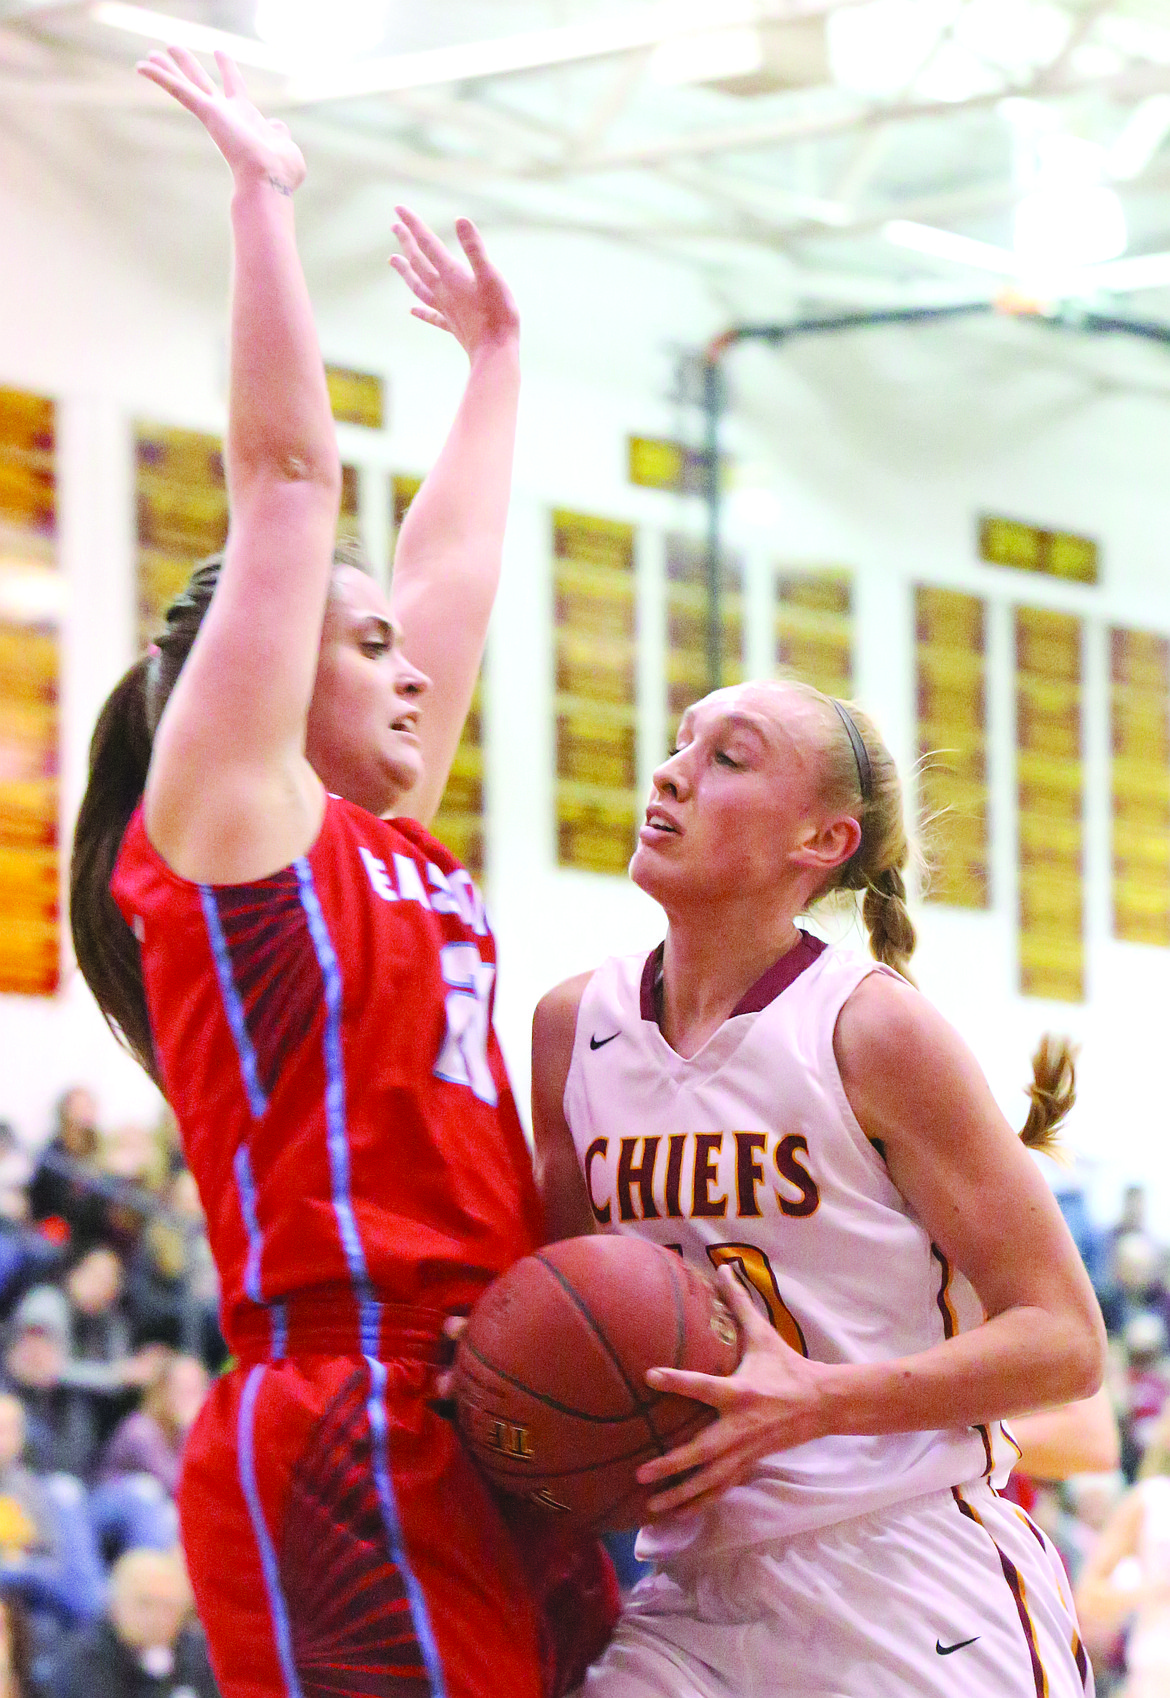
[385, 209, 520, 826]
[140, 51, 340, 883]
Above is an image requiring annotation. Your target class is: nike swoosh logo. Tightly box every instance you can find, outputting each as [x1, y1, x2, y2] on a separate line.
[936, 1638, 979, 1656]
[589, 1033, 620, 1050]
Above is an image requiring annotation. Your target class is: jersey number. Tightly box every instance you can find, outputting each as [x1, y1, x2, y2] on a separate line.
[706, 1243, 808, 1356]
[434, 943, 497, 1106]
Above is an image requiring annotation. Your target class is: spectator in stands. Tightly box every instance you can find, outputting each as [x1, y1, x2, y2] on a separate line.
[28, 1092, 105, 1253]
[1120, 1312, 1170, 1481]
[61, 1249, 158, 1450]
[126, 1175, 222, 1368]
[97, 1354, 208, 1500]
[0, 1130, 31, 1228]
[45, 1548, 218, 1698]
[65, 1251, 130, 1371]
[0, 1127, 59, 1311]
[1101, 1229, 1170, 1339]
[3, 1291, 96, 1480]
[1056, 1182, 1109, 1296]
[0, 1595, 38, 1698]
[1077, 1406, 1170, 1697]
[93, 1126, 162, 1259]
[1060, 1471, 1127, 1584]
[0, 1393, 102, 1632]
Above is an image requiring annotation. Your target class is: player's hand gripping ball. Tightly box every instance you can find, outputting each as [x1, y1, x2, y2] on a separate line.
[452, 1235, 742, 1531]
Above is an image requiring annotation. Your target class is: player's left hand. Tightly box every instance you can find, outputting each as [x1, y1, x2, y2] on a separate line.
[430, 1313, 468, 1410]
[390, 208, 519, 358]
[637, 1265, 829, 1517]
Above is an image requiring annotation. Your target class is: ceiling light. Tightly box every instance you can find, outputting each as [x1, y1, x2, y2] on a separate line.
[650, 25, 763, 86]
[1010, 130, 1127, 274]
[827, 0, 955, 101]
[284, 0, 789, 103]
[90, 3, 287, 72]
[1108, 95, 1170, 182]
[1091, 251, 1170, 294]
[254, 0, 389, 65]
[1014, 184, 1127, 272]
[883, 221, 1018, 276]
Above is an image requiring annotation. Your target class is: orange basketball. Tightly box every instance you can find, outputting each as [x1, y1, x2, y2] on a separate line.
[452, 1235, 741, 1531]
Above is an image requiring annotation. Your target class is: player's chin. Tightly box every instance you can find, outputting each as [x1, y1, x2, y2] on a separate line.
[376, 744, 425, 811]
[629, 840, 686, 900]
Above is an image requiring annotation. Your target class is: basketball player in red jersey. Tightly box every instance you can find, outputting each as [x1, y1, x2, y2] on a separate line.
[70, 50, 614, 1698]
[534, 681, 1107, 1696]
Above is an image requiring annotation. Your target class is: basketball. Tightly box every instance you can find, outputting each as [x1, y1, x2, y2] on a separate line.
[451, 1235, 742, 1531]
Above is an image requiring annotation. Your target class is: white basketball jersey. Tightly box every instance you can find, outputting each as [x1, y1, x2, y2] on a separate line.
[563, 933, 1015, 1558]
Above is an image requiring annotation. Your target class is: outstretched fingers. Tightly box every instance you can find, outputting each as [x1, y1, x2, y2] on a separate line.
[214, 50, 248, 99]
[137, 53, 205, 111]
[137, 45, 220, 114]
[168, 45, 218, 93]
[389, 251, 437, 309]
[394, 206, 449, 283]
[454, 216, 492, 278]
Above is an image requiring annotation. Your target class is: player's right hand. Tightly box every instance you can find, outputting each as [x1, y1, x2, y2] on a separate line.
[138, 49, 306, 194]
[636, 1264, 829, 1516]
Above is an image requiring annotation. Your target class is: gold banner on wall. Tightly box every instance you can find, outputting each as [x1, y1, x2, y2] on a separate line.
[0, 387, 59, 997]
[665, 536, 743, 720]
[916, 587, 989, 908]
[137, 426, 362, 650]
[554, 509, 637, 874]
[390, 472, 485, 878]
[325, 365, 384, 431]
[1016, 606, 1084, 1001]
[135, 425, 227, 651]
[1111, 628, 1170, 947]
[775, 569, 852, 700]
[980, 515, 1098, 584]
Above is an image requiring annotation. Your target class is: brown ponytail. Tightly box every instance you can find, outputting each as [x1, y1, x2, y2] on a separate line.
[69, 557, 224, 1083]
[69, 544, 362, 1081]
[1019, 1034, 1076, 1160]
[70, 657, 158, 1077]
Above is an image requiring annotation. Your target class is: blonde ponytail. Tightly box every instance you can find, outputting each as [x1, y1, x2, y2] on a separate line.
[789, 681, 1074, 1159]
[860, 865, 917, 981]
[1019, 1034, 1076, 1160]
[798, 686, 919, 983]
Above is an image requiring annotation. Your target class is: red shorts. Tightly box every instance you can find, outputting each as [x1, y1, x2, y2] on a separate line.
[179, 1352, 546, 1698]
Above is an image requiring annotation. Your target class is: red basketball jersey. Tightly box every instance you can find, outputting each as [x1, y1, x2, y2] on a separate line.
[111, 797, 543, 1358]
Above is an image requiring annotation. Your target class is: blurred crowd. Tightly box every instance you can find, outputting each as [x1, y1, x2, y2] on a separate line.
[1015, 1184, 1170, 1696]
[3, 1089, 1170, 1694]
[0, 1086, 221, 1698]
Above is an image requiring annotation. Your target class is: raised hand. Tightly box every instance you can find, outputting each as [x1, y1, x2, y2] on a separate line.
[138, 48, 306, 193]
[635, 1264, 830, 1517]
[390, 207, 520, 359]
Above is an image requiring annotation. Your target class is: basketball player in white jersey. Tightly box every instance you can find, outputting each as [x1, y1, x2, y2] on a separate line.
[533, 679, 1106, 1698]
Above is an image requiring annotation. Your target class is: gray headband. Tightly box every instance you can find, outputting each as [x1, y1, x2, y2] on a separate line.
[831, 698, 872, 805]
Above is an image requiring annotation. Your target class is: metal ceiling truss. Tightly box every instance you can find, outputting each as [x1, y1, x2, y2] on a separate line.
[3, 0, 1170, 315]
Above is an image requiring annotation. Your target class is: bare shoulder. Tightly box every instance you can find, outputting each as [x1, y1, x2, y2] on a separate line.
[834, 970, 951, 1075]
[532, 971, 594, 1066]
[834, 969, 990, 1143]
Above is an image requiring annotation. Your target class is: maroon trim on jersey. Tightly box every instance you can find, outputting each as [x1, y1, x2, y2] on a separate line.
[639, 931, 827, 1027]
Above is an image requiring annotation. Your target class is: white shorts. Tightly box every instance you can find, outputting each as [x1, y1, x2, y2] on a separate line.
[577, 1482, 1093, 1698]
